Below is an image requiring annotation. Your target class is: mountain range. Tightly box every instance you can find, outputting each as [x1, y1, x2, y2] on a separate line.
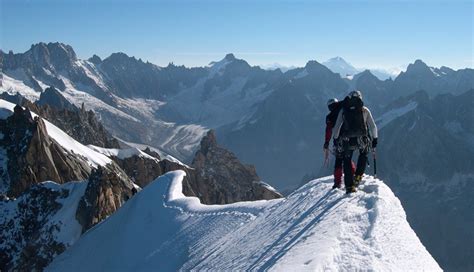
[322, 56, 403, 80]
[1, 42, 474, 270]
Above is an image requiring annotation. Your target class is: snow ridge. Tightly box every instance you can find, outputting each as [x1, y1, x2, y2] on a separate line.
[48, 171, 440, 271]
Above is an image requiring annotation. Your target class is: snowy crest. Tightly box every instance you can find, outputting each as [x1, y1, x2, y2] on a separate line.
[48, 171, 441, 271]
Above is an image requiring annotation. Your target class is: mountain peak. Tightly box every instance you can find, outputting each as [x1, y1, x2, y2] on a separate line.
[31, 42, 77, 59]
[406, 59, 431, 73]
[224, 53, 236, 60]
[26, 42, 78, 69]
[328, 56, 347, 62]
[323, 57, 359, 76]
[37, 87, 77, 111]
[304, 60, 334, 75]
[88, 54, 102, 64]
[414, 59, 427, 66]
[304, 60, 323, 69]
[359, 69, 377, 78]
[107, 52, 132, 61]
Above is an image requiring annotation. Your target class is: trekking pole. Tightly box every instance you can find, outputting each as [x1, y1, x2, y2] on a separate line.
[324, 148, 330, 168]
[373, 149, 377, 178]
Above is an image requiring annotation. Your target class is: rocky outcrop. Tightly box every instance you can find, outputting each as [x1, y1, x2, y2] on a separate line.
[0, 105, 91, 197]
[187, 130, 282, 204]
[75, 164, 136, 231]
[0, 183, 81, 271]
[112, 154, 163, 188]
[1, 90, 120, 148]
[108, 131, 283, 205]
[36, 86, 76, 111]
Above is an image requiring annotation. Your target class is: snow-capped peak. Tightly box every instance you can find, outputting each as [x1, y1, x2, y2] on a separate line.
[207, 54, 236, 76]
[48, 171, 441, 271]
[323, 56, 360, 76]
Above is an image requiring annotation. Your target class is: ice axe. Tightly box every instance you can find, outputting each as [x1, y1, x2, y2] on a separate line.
[324, 148, 330, 168]
[373, 149, 377, 178]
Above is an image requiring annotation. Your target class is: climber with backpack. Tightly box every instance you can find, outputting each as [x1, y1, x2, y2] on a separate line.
[333, 90, 378, 194]
[324, 98, 355, 189]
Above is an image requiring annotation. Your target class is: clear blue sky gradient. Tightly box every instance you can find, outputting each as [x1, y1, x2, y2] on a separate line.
[1, 0, 473, 69]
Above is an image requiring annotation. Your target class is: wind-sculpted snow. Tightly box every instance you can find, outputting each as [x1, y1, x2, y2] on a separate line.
[48, 171, 440, 271]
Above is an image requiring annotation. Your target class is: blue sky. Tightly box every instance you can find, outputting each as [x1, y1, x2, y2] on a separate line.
[1, 0, 473, 69]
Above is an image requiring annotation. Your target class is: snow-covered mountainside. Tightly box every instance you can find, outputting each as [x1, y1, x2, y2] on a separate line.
[48, 171, 440, 271]
[0, 98, 282, 270]
[2, 43, 473, 189]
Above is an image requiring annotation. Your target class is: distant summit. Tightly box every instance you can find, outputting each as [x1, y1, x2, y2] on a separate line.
[322, 56, 402, 80]
[224, 53, 236, 60]
[322, 56, 360, 76]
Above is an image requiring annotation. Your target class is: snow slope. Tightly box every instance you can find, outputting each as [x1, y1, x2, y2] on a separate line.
[48, 171, 440, 271]
[376, 101, 418, 129]
[0, 99, 111, 167]
[87, 145, 159, 162]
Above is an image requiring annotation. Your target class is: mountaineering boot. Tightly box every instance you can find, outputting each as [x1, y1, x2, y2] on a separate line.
[346, 186, 357, 194]
[354, 174, 362, 187]
[333, 167, 343, 189]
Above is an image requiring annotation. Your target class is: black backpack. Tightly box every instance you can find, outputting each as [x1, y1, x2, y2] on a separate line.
[326, 101, 342, 125]
[341, 96, 367, 137]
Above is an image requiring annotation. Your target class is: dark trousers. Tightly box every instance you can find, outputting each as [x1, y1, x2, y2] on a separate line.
[342, 141, 368, 189]
[334, 156, 355, 186]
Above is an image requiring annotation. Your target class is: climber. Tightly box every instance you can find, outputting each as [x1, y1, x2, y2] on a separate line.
[333, 90, 378, 194]
[324, 98, 355, 189]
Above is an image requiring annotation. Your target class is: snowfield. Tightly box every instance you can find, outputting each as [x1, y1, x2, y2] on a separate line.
[48, 171, 440, 271]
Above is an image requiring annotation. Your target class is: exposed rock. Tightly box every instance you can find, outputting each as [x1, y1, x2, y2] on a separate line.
[75, 164, 135, 231]
[189, 130, 282, 204]
[88, 54, 102, 65]
[0, 183, 78, 271]
[1, 91, 120, 148]
[108, 130, 283, 205]
[112, 155, 163, 188]
[0, 105, 91, 197]
[36, 86, 76, 111]
[142, 147, 161, 160]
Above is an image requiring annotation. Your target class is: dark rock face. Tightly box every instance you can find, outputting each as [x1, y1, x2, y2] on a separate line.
[0, 105, 91, 197]
[1, 91, 120, 148]
[112, 155, 163, 188]
[75, 164, 135, 231]
[189, 130, 282, 204]
[39, 102, 120, 149]
[108, 131, 283, 205]
[36, 86, 76, 111]
[99, 53, 208, 99]
[0, 184, 71, 271]
[142, 147, 161, 160]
